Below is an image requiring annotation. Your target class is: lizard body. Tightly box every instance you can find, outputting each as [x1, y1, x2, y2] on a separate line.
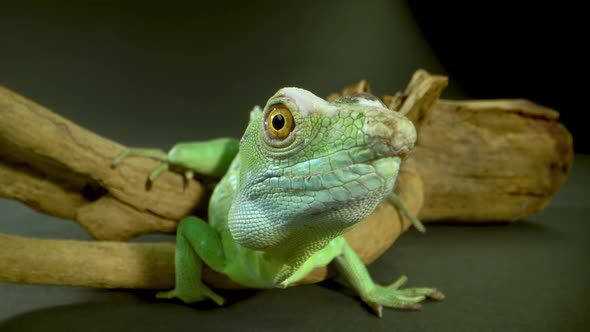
[114, 87, 442, 317]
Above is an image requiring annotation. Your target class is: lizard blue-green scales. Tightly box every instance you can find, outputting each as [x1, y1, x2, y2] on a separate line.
[113, 87, 443, 317]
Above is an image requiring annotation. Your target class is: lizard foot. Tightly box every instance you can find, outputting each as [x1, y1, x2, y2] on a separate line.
[362, 275, 444, 318]
[156, 283, 225, 306]
[111, 148, 194, 182]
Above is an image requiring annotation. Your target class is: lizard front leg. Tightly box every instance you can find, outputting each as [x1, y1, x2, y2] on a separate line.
[112, 137, 239, 180]
[156, 216, 226, 305]
[333, 240, 443, 318]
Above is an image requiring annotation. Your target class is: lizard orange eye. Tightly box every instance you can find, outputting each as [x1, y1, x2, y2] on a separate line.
[265, 104, 295, 140]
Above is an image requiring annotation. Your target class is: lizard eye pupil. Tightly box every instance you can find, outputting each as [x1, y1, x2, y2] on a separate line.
[265, 103, 295, 140]
[271, 114, 285, 130]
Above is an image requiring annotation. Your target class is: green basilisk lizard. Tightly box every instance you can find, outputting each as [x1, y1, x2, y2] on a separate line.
[113, 87, 443, 317]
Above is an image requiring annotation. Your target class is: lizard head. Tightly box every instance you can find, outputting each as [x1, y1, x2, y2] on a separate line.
[229, 87, 416, 254]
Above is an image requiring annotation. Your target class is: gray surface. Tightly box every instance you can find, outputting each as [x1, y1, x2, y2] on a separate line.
[1, 1, 588, 331]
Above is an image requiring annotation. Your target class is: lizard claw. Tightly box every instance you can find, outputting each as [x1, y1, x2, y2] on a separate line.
[367, 302, 384, 318]
[428, 290, 445, 301]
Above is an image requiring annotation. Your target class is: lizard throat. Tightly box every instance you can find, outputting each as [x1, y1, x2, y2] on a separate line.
[228, 156, 401, 252]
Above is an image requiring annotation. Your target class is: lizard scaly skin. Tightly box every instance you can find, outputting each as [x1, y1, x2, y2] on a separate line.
[114, 87, 442, 317]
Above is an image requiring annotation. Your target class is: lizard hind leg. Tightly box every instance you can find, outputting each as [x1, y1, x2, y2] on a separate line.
[156, 216, 226, 305]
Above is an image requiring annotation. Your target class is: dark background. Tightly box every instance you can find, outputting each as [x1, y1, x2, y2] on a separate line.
[409, 1, 588, 152]
[1, 1, 588, 331]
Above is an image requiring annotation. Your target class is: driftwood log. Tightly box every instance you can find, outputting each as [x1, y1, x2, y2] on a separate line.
[0, 70, 573, 290]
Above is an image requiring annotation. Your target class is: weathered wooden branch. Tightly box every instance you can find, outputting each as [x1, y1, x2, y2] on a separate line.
[0, 87, 207, 240]
[0, 70, 573, 290]
[413, 98, 572, 221]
